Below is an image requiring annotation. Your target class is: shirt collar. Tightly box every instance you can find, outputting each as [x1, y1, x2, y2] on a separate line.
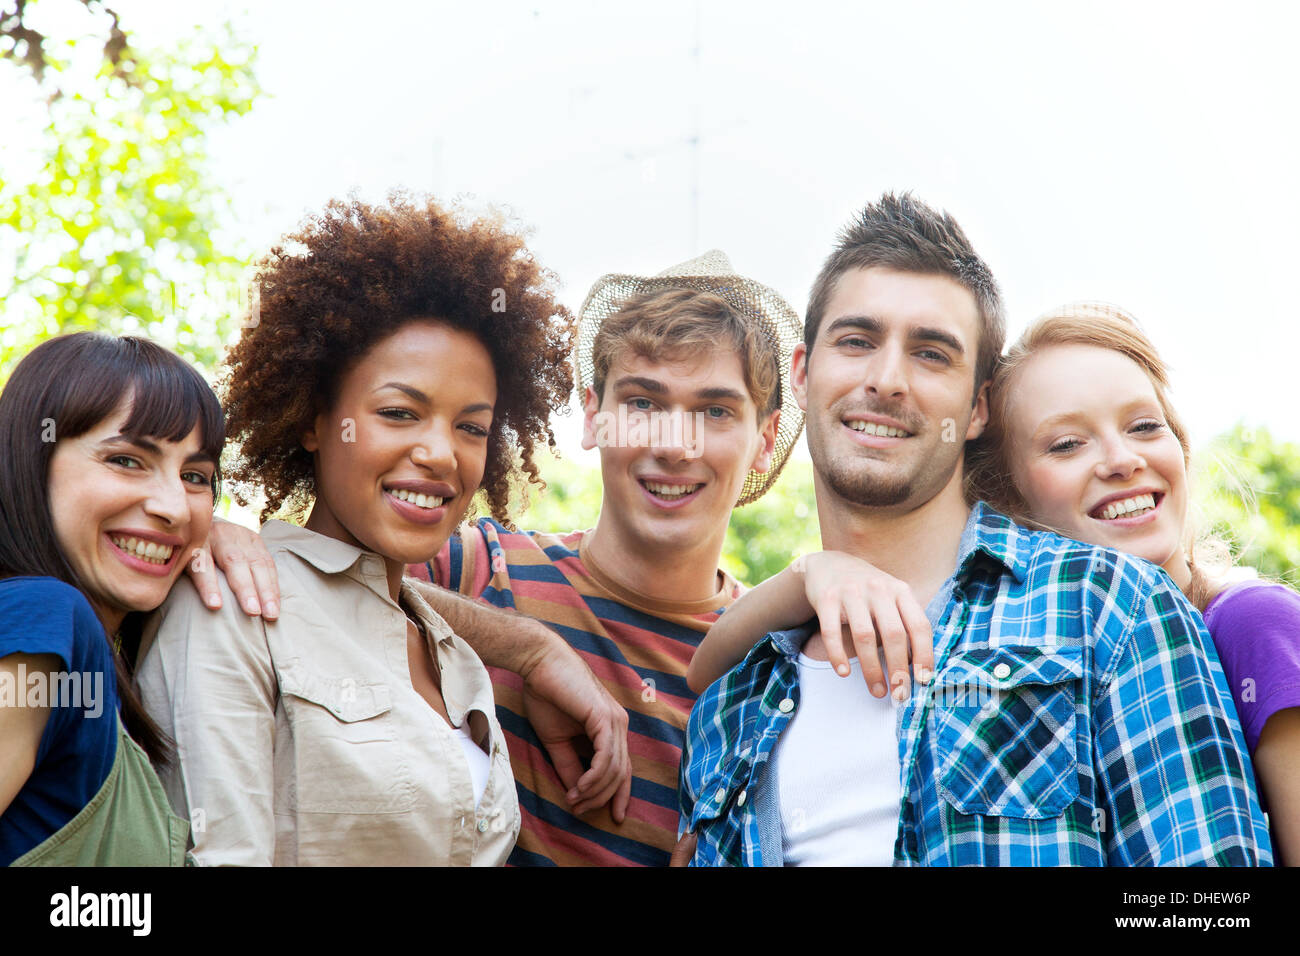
[956, 501, 1030, 586]
[261, 519, 369, 575]
[754, 502, 1031, 663]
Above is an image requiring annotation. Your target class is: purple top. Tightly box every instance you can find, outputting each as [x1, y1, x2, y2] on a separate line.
[1204, 579, 1300, 753]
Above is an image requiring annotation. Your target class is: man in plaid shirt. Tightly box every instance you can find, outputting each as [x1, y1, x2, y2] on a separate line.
[678, 193, 1271, 866]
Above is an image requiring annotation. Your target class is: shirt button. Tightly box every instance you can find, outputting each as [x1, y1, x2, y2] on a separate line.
[993, 662, 1011, 680]
[715, 787, 727, 803]
[476, 819, 489, 833]
[737, 789, 748, 807]
[778, 697, 794, 713]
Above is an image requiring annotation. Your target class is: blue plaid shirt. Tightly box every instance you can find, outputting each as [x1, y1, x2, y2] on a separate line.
[679, 503, 1272, 866]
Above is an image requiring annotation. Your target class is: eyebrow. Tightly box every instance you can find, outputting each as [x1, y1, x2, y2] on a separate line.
[376, 381, 493, 415]
[612, 376, 747, 404]
[98, 434, 216, 465]
[1031, 398, 1163, 439]
[824, 315, 966, 355]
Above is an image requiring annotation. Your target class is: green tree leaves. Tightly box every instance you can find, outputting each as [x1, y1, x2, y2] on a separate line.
[1, 18, 259, 379]
[1196, 424, 1300, 585]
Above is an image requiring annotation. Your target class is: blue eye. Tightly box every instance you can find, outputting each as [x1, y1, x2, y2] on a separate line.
[705, 406, 730, 419]
[630, 398, 654, 411]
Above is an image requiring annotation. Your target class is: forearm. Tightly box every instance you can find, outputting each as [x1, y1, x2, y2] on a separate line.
[406, 579, 565, 677]
[1253, 708, 1300, 866]
[687, 562, 810, 693]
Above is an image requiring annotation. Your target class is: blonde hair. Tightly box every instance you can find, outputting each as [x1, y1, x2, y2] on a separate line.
[966, 301, 1231, 610]
[590, 288, 781, 416]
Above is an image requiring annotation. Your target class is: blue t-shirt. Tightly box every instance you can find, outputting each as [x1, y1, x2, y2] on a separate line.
[0, 576, 120, 865]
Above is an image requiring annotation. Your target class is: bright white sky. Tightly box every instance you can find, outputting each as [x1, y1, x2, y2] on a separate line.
[7, 0, 1300, 462]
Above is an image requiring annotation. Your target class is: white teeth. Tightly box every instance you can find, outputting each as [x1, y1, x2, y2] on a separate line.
[847, 421, 909, 438]
[1099, 493, 1157, 520]
[110, 535, 173, 565]
[643, 480, 703, 499]
[390, 488, 445, 509]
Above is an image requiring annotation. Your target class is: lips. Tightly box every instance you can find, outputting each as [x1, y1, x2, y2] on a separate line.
[1089, 491, 1162, 521]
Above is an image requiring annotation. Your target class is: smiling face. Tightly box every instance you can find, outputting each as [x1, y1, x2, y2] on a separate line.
[793, 266, 988, 513]
[47, 398, 217, 633]
[302, 320, 496, 569]
[581, 345, 777, 561]
[1005, 343, 1189, 581]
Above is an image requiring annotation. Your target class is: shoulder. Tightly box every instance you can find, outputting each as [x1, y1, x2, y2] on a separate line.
[1206, 580, 1300, 647]
[0, 576, 105, 668]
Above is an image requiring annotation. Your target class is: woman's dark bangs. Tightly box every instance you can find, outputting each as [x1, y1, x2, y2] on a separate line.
[117, 341, 226, 463]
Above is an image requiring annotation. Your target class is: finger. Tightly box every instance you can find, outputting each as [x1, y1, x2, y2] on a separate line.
[611, 769, 632, 824]
[898, 594, 935, 685]
[669, 830, 697, 867]
[872, 599, 911, 702]
[247, 556, 281, 620]
[221, 552, 263, 618]
[545, 737, 586, 799]
[814, 596, 852, 679]
[188, 547, 224, 610]
[840, 592, 879, 688]
[854, 606, 888, 699]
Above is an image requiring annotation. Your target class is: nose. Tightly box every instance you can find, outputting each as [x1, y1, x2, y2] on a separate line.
[143, 472, 188, 528]
[1095, 435, 1146, 480]
[863, 342, 908, 400]
[410, 420, 457, 472]
[649, 407, 693, 464]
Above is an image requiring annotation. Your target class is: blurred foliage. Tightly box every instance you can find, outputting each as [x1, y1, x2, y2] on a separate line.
[523, 452, 822, 587]
[1, 8, 259, 378]
[1195, 423, 1300, 587]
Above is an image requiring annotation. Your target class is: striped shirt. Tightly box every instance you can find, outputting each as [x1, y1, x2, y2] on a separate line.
[409, 518, 741, 866]
[680, 503, 1273, 866]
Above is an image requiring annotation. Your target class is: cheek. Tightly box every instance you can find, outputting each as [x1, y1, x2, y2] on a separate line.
[1017, 461, 1080, 522]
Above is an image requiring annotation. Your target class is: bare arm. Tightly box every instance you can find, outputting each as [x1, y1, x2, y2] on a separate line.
[687, 553, 933, 699]
[0, 653, 59, 818]
[406, 579, 632, 820]
[1252, 707, 1300, 866]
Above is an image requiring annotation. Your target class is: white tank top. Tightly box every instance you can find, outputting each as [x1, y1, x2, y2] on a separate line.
[773, 652, 902, 866]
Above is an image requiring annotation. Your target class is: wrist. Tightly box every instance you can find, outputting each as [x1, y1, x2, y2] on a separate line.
[513, 618, 569, 681]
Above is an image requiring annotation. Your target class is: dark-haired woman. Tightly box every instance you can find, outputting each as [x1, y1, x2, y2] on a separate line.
[136, 193, 579, 865]
[0, 333, 222, 866]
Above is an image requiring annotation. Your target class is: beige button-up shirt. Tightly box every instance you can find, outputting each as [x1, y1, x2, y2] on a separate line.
[135, 520, 520, 866]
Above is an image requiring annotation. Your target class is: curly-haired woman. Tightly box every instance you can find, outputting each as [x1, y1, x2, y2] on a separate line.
[135, 193, 582, 865]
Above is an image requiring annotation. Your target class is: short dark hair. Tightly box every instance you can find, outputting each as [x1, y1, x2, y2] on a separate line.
[804, 192, 1005, 391]
[0, 332, 225, 763]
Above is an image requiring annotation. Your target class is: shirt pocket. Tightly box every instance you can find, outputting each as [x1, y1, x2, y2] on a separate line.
[276, 659, 415, 814]
[932, 644, 1083, 820]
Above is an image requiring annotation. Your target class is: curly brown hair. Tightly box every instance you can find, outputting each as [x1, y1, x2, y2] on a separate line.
[221, 192, 574, 524]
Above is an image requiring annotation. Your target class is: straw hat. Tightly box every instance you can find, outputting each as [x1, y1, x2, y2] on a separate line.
[575, 250, 804, 506]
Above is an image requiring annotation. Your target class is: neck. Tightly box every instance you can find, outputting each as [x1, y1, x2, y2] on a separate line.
[305, 501, 409, 604]
[1164, 551, 1193, 597]
[814, 467, 971, 605]
[583, 502, 726, 604]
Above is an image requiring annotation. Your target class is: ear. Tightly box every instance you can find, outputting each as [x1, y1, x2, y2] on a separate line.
[791, 343, 809, 412]
[580, 386, 602, 451]
[965, 380, 990, 441]
[749, 409, 781, 474]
